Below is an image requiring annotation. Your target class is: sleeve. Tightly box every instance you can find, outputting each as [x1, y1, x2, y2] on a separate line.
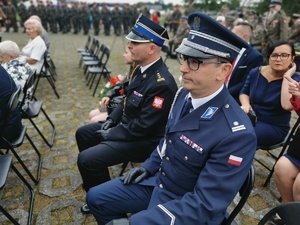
[239, 67, 257, 96]
[290, 97, 300, 116]
[279, 14, 288, 41]
[130, 131, 257, 225]
[106, 83, 175, 141]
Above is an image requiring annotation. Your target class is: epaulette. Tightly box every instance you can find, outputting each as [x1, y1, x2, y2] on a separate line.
[156, 70, 165, 82]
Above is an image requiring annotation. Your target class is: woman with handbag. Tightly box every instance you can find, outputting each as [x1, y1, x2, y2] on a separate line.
[239, 40, 300, 148]
[89, 46, 138, 123]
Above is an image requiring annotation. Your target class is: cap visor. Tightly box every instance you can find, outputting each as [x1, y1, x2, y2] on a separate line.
[176, 44, 215, 59]
[126, 31, 151, 43]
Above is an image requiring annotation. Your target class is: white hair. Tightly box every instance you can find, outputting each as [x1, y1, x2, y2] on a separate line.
[0, 40, 20, 57]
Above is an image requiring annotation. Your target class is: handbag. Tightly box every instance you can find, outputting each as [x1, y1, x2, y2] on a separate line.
[106, 95, 124, 115]
[287, 127, 300, 160]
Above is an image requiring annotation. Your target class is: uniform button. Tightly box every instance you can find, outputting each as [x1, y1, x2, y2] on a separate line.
[166, 157, 170, 161]
[162, 172, 165, 176]
[159, 183, 164, 188]
[168, 140, 172, 144]
[184, 156, 188, 161]
[225, 104, 230, 109]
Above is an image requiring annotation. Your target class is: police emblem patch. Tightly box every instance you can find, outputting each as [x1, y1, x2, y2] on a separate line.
[193, 16, 200, 31]
[201, 107, 218, 119]
[152, 96, 164, 108]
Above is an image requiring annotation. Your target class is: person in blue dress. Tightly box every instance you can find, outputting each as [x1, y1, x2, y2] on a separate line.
[240, 40, 300, 148]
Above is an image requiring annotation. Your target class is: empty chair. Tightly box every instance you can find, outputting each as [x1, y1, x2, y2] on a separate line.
[82, 43, 106, 75]
[78, 36, 97, 68]
[34, 50, 60, 99]
[86, 46, 111, 96]
[0, 154, 35, 225]
[20, 70, 56, 148]
[77, 34, 92, 53]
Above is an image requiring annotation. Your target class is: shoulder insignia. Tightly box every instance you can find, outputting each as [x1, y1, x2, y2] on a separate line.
[156, 72, 165, 82]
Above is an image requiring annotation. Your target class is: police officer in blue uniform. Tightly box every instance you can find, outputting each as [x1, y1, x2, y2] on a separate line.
[86, 12, 257, 225]
[76, 14, 178, 214]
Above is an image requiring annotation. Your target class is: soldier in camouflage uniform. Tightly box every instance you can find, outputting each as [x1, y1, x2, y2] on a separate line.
[248, 10, 264, 53]
[36, 0, 48, 31]
[141, 4, 150, 18]
[111, 3, 122, 36]
[122, 3, 131, 35]
[48, 1, 58, 33]
[90, 2, 101, 36]
[131, 4, 139, 26]
[262, 0, 288, 64]
[17, 0, 28, 32]
[288, 13, 300, 50]
[101, 2, 111, 36]
[79, 1, 90, 35]
[3, 0, 18, 32]
[171, 4, 182, 35]
[168, 16, 190, 58]
[70, 1, 80, 34]
[27, 0, 37, 19]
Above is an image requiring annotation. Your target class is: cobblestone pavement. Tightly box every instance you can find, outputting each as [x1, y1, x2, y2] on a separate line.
[0, 30, 297, 225]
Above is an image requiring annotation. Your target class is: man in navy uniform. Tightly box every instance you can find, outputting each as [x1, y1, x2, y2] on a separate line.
[86, 12, 257, 225]
[76, 14, 178, 214]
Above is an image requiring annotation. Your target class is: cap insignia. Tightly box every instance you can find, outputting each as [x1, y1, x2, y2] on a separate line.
[193, 16, 200, 31]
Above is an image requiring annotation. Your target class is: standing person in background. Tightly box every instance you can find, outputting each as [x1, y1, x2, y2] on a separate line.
[111, 3, 121, 36]
[262, 0, 288, 64]
[101, 3, 111, 36]
[168, 16, 190, 58]
[288, 13, 300, 49]
[18, 0, 28, 33]
[151, 10, 160, 24]
[90, 2, 101, 36]
[171, 4, 182, 35]
[86, 12, 257, 225]
[3, 0, 18, 33]
[76, 14, 178, 215]
[248, 10, 264, 53]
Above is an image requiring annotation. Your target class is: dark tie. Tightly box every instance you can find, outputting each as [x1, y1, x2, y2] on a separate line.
[180, 97, 193, 118]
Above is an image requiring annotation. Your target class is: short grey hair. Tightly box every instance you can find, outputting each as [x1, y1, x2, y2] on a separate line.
[0, 40, 20, 57]
[24, 18, 43, 35]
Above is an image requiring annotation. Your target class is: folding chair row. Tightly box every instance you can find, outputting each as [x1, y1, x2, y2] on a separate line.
[78, 36, 98, 68]
[34, 50, 60, 99]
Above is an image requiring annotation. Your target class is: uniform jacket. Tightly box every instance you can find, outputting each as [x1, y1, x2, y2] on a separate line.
[288, 19, 300, 45]
[107, 58, 178, 142]
[264, 10, 288, 46]
[130, 87, 257, 225]
[228, 46, 263, 103]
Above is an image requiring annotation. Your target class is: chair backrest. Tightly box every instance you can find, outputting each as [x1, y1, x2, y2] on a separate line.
[222, 165, 255, 225]
[101, 46, 110, 69]
[19, 71, 36, 109]
[7, 86, 21, 115]
[258, 202, 300, 225]
[84, 35, 92, 50]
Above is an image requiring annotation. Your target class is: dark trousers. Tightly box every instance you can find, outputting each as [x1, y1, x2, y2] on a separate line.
[76, 122, 158, 192]
[87, 178, 153, 225]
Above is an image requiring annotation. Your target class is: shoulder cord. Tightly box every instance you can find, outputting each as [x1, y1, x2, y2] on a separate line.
[123, 65, 140, 113]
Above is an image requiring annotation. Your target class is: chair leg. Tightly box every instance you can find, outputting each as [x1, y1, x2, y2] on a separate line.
[93, 74, 103, 96]
[46, 74, 60, 99]
[89, 73, 97, 90]
[9, 163, 35, 225]
[0, 205, 20, 225]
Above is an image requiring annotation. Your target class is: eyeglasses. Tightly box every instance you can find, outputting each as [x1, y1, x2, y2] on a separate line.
[177, 54, 226, 71]
[270, 53, 291, 61]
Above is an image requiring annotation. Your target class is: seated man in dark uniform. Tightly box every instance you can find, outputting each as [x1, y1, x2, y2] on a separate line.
[76, 14, 178, 214]
[0, 66, 22, 143]
[86, 12, 257, 225]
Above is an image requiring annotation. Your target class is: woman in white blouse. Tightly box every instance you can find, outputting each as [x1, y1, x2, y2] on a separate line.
[21, 18, 46, 74]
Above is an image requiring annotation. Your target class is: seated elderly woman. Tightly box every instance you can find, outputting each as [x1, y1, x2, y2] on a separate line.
[28, 15, 50, 49]
[0, 40, 34, 111]
[239, 40, 300, 148]
[21, 18, 47, 74]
